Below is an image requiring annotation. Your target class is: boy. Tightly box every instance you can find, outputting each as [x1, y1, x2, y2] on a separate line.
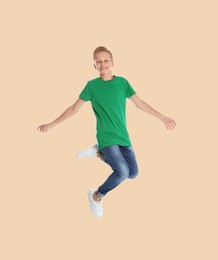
[37, 46, 176, 218]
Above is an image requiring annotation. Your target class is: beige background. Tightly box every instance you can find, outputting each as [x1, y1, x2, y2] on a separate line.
[1, 0, 217, 259]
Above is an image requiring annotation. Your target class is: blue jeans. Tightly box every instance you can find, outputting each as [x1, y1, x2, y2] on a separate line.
[96, 145, 139, 197]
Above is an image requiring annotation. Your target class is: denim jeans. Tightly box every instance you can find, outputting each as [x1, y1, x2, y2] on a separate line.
[96, 144, 139, 197]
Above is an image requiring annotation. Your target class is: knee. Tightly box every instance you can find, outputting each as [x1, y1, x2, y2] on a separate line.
[115, 163, 130, 180]
[128, 166, 139, 179]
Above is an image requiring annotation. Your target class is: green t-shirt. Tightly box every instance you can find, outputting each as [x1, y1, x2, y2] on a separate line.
[79, 76, 136, 150]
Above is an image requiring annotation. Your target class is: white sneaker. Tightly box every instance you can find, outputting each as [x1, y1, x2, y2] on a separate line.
[76, 144, 98, 159]
[87, 189, 103, 218]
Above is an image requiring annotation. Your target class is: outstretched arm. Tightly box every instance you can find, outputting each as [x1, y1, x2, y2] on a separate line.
[130, 94, 176, 130]
[37, 98, 86, 132]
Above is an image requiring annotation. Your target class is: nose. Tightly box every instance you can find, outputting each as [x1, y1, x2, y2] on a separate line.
[100, 63, 107, 69]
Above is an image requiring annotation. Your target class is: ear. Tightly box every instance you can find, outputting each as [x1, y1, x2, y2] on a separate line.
[93, 64, 97, 69]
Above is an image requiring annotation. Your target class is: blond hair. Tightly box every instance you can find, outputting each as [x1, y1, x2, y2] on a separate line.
[93, 46, 113, 60]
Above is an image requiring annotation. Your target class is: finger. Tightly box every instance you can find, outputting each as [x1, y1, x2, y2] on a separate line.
[171, 120, 176, 127]
[172, 121, 177, 128]
[165, 123, 169, 130]
[171, 122, 175, 129]
[167, 123, 173, 130]
[169, 123, 174, 129]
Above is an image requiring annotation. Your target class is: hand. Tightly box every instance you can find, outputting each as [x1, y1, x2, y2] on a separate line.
[37, 123, 53, 133]
[160, 116, 176, 130]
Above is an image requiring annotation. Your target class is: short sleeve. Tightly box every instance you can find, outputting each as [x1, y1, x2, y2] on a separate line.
[125, 79, 136, 98]
[79, 82, 92, 101]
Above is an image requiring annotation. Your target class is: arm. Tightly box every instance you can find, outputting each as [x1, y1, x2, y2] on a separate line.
[130, 94, 176, 130]
[37, 98, 86, 132]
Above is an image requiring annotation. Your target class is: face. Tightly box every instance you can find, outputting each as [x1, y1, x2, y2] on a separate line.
[94, 51, 114, 75]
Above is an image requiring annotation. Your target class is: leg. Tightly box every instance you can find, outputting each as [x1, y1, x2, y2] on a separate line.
[119, 146, 139, 179]
[87, 145, 139, 217]
[96, 145, 131, 198]
[99, 146, 139, 178]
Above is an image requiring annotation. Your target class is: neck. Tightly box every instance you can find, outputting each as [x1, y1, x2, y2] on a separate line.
[100, 72, 114, 81]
